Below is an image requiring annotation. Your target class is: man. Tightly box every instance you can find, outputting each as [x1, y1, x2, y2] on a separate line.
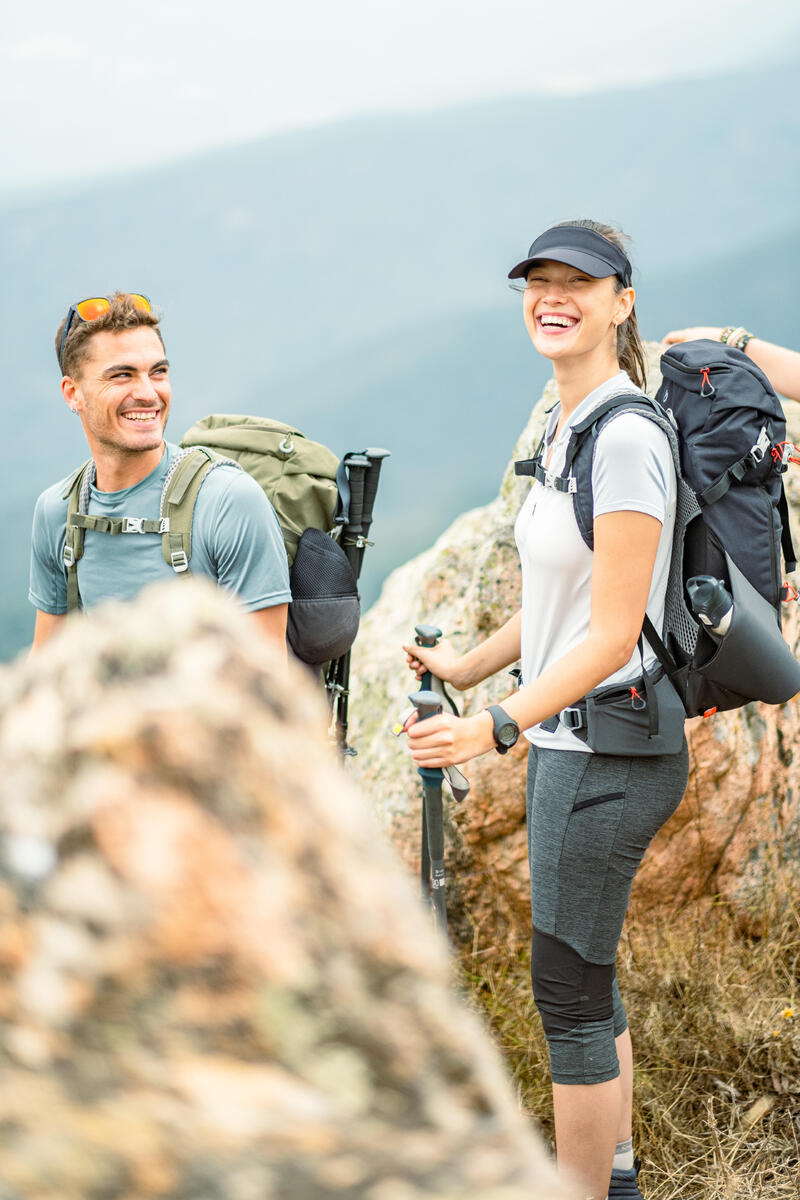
[30, 293, 290, 654]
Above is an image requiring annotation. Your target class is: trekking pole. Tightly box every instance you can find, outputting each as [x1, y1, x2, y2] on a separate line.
[357, 447, 391, 578]
[414, 623, 461, 716]
[327, 453, 370, 755]
[409, 687, 448, 932]
[404, 624, 471, 934]
[326, 448, 390, 756]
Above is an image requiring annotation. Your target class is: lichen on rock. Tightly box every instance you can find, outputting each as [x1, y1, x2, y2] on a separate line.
[0, 580, 574, 1200]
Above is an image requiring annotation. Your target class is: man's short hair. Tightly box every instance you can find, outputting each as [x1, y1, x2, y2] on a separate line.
[55, 294, 165, 380]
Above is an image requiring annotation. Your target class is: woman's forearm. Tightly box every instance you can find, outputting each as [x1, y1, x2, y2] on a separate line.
[495, 629, 634, 734]
[455, 610, 522, 689]
[745, 338, 800, 403]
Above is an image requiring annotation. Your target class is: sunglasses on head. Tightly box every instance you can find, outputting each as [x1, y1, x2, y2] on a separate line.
[58, 293, 151, 373]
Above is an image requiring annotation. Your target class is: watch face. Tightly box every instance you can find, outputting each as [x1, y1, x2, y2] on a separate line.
[497, 721, 518, 747]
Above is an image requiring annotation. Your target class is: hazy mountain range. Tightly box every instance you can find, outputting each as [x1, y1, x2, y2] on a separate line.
[2, 58, 798, 658]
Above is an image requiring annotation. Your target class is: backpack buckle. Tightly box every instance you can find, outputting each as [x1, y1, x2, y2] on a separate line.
[122, 518, 145, 534]
[559, 706, 585, 731]
[63, 545, 75, 567]
[170, 549, 189, 573]
[543, 469, 577, 494]
[748, 427, 770, 467]
[159, 518, 170, 533]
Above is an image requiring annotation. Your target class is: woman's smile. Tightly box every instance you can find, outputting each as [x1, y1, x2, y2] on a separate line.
[536, 312, 580, 335]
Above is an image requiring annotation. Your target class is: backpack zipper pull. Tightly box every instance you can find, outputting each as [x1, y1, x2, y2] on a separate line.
[630, 686, 646, 710]
[700, 366, 715, 398]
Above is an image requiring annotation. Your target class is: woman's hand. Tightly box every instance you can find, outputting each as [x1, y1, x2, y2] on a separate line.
[662, 326, 723, 345]
[402, 638, 466, 688]
[404, 709, 494, 767]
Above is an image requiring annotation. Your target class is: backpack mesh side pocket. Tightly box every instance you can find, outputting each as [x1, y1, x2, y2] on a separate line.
[287, 528, 360, 667]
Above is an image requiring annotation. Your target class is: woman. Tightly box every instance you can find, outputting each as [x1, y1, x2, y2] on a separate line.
[403, 221, 689, 1200]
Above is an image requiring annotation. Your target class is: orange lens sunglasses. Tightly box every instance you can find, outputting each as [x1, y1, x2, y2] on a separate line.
[58, 293, 151, 372]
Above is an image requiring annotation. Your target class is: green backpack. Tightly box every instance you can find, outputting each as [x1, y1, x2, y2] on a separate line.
[63, 416, 388, 684]
[181, 414, 342, 566]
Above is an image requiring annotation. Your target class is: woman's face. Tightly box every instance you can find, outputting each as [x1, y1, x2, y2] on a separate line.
[521, 259, 633, 364]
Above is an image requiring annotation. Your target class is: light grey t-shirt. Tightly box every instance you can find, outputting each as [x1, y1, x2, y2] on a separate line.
[29, 442, 291, 614]
[513, 371, 677, 753]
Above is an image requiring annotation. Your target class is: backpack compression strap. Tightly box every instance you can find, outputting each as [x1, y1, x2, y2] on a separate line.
[778, 485, 798, 573]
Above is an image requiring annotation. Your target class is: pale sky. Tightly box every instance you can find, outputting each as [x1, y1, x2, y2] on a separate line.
[2, 0, 799, 193]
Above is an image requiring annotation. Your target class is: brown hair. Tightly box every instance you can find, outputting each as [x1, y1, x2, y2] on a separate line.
[553, 219, 647, 390]
[55, 294, 165, 379]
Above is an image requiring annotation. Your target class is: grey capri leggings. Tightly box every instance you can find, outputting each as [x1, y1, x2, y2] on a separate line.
[526, 739, 689, 1085]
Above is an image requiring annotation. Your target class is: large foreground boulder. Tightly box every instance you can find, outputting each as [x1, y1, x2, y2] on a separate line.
[0, 582, 572, 1200]
[349, 350, 800, 945]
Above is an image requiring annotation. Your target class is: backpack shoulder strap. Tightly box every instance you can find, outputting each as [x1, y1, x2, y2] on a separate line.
[515, 392, 670, 545]
[63, 459, 93, 613]
[159, 446, 239, 573]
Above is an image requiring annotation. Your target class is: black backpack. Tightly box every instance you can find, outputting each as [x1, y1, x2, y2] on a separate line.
[515, 342, 800, 721]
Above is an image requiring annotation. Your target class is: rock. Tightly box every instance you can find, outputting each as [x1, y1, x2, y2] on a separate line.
[349, 347, 800, 944]
[0, 581, 574, 1200]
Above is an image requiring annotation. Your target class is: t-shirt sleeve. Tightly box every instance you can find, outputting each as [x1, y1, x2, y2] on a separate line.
[196, 467, 291, 611]
[28, 488, 69, 615]
[592, 413, 673, 524]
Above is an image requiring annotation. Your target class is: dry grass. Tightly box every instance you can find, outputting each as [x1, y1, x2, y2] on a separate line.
[457, 897, 800, 1199]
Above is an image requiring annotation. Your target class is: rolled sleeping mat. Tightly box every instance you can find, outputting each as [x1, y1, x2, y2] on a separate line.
[287, 528, 360, 668]
[690, 552, 800, 708]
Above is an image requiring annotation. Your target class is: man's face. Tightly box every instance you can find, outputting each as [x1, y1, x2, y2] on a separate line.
[64, 327, 171, 460]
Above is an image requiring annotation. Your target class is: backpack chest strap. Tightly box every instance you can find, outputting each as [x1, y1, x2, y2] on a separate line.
[68, 513, 170, 536]
[515, 456, 578, 493]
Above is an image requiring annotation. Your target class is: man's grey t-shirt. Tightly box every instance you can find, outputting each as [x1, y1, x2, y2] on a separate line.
[29, 442, 292, 614]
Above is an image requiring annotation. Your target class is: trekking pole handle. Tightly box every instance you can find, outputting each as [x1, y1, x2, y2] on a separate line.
[343, 453, 370, 534]
[414, 624, 442, 692]
[361, 447, 390, 537]
[408, 690, 445, 784]
[414, 624, 442, 649]
[409, 688, 443, 722]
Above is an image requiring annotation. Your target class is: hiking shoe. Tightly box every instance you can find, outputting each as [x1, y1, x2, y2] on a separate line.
[607, 1160, 644, 1199]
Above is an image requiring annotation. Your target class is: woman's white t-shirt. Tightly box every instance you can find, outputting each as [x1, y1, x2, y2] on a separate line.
[513, 371, 677, 753]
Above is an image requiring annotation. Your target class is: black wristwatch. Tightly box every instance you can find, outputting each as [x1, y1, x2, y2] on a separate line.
[485, 705, 520, 755]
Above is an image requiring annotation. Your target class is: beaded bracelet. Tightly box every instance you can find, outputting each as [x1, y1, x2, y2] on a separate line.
[720, 326, 755, 351]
